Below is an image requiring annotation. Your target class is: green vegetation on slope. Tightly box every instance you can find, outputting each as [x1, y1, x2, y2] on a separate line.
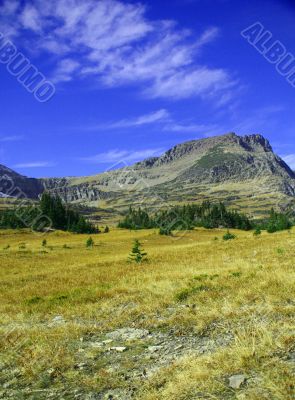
[118, 202, 293, 234]
[195, 145, 241, 169]
[0, 193, 98, 234]
[118, 202, 254, 231]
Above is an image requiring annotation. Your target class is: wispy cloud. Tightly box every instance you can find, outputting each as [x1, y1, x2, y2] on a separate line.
[13, 161, 56, 168]
[80, 148, 164, 164]
[52, 59, 80, 83]
[84, 109, 220, 136]
[87, 109, 170, 130]
[0, 135, 24, 142]
[163, 122, 218, 135]
[226, 105, 286, 136]
[283, 154, 295, 169]
[0, 0, 237, 103]
[144, 67, 233, 100]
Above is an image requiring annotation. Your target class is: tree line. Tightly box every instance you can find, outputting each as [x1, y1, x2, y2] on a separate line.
[118, 202, 293, 234]
[0, 195, 292, 235]
[0, 193, 98, 234]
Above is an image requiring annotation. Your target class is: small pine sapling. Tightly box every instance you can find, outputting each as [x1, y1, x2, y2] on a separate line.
[253, 228, 262, 237]
[86, 237, 94, 248]
[128, 239, 147, 264]
[223, 231, 236, 241]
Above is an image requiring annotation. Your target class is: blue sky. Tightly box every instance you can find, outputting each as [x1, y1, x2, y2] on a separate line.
[0, 0, 294, 177]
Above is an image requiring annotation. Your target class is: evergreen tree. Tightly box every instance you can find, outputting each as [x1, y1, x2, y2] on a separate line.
[39, 193, 98, 233]
[159, 226, 172, 236]
[253, 228, 262, 237]
[86, 237, 94, 248]
[128, 239, 147, 263]
[223, 231, 236, 241]
[118, 202, 254, 232]
[266, 208, 292, 233]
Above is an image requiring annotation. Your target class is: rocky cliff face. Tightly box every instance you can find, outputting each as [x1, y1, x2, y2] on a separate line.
[0, 164, 43, 199]
[40, 178, 113, 203]
[1, 133, 294, 215]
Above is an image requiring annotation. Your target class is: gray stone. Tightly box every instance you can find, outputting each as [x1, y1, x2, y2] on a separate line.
[148, 346, 163, 353]
[228, 374, 247, 389]
[91, 342, 104, 348]
[287, 352, 295, 363]
[102, 339, 113, 344]
[109, 347, 127, 353]
[75, 362, 87, 370]
[49, 315, 66, 327]
[106, 328, 149, 341]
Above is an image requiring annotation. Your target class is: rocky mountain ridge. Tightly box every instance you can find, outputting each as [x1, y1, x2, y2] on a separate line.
[1, 133, 294, 217]
[0, 164, 43, 199]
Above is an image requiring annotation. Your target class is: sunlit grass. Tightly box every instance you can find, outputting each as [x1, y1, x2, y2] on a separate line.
[0, 227, 294, 399]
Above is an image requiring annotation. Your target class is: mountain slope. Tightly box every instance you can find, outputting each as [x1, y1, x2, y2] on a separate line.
[0, 164, 43, 199]
[41, 133, 295, 217]
[1, 133, 294, 218]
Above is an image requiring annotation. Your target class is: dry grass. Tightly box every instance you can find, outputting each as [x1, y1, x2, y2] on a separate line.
[0, 227, 294, 399]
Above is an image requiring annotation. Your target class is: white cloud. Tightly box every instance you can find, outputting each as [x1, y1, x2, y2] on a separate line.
[80, 148, 163, 164]
[196, 27, 219, 47]
[0, 0, 21, 37]
[283, 154, 295, 170]
[82, 109, 220, 136]
[52, 58, 80, 83]
[88, 109, 170, 130]
[231, 105, 285, 134]
[13, 161, 55, 168]
[0, 0, 19, 15]
[145, 67, 232, 99]
[20, 4, 42, 32]
[123, 109, 170, 127]
[0, 0, 237, 102]
[0, 135, 24, 142]
[163, 122, 218, 134]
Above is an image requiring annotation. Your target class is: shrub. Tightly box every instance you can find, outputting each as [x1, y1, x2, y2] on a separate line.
[159, 226, 172, 236]
[86, 237, 94, 248]
[266, 209, 292, 233]
[175, 288, 190, 302]
[42, 239, 47, 247]
[223, 231, 236, 241]
[194, 274, 209, 281]
[104, 226, 110, 233]
[128, 239, 147, 264]
[26, 296, 43, 305]
[175, 285, 210, 302]
[253, 228, 262, 237]
[231, 271, 242, 278]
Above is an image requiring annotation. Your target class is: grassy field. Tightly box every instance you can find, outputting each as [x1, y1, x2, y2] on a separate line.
[0, 227, 294, 399]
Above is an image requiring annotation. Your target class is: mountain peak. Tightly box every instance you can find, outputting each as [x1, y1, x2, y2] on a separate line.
[134, 132, 273, 169]
[241, 134, 273, 152]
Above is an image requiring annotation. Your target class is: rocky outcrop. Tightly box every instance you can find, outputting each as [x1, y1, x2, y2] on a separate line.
[0, 164, 43, 199]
